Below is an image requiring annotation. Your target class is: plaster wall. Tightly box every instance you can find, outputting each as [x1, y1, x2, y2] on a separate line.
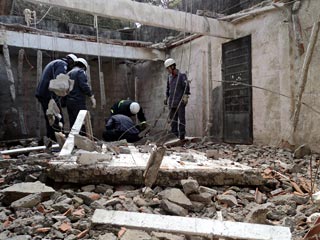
[163, 0, 320, 148]
[133, 61, 168, 131]
[233, 0, 320, 149]
[169, 37, 208, 137]
[288, 0, 320, 148]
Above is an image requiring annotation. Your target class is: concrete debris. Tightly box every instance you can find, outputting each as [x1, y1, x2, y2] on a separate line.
[181, 178, 199, 195]
[293, 144, 311, 159]
[54, 132, 66, 148]
[10, 193, 42, 209]
[1, 141, 320, 239]
[76, 151, 112, 165]
[48, 73, 74, 97]
[92, 210, 291, 240]
[74, 134, 98, 152]
[0, 181, 55, 204]
[46, 99, 61, 126]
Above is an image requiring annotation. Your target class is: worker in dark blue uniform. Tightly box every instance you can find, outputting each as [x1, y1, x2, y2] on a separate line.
[164, 58, 190, 140]
[110, 99, 147, 130]
[102, 114, 141, 143]
[35, 53, 77, 141]
[65, 58, 96, 131]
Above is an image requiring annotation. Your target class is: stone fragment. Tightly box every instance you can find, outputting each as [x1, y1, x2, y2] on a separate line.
[268, 194, 308, 205]
[216, 195, 238, 207]
[181, 178, 199, 195]
[161, 199, 188, 216]
[98, 232, 117, 240]
[245, 203, 273, 224]
[293, 144, 311, 158]
[81, 185, 95, 192]
[151, 231, 186, 240]
[120, 229, 152, 240]
[188, 192, 212, 205]
[10, 193, 41, 208]
[76, 192, 100, 205]
[1, 181, 55, 204]
[158, 188, 193, 209]
[198, 186, 217, 198]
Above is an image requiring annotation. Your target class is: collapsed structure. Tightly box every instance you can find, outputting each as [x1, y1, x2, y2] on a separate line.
[0, 0, 320, 239]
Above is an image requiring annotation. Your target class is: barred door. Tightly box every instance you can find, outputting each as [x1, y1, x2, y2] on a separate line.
[222, 35, 252, 144]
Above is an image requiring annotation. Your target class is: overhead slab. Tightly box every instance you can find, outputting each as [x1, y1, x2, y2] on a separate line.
[48, 145, 265, 186]
[23, 0, 235, 39]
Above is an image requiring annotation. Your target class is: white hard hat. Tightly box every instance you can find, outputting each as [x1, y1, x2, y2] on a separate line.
[76, 58, 88, 70]
[66, 53, 77, 62]
[130, 102, 140, 115]
[164, 58, 175, 68]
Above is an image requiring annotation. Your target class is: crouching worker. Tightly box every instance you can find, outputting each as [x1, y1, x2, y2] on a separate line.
[102, 114, 142, 143]
[110, 99, 148, 130]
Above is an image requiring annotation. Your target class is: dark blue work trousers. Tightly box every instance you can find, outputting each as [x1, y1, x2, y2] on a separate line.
[169, 104, 186, 138]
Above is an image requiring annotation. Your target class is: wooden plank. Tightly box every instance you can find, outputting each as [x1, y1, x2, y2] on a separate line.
[0, 29, 165, 61]
[92, 210, 291, 240]
[84, 112, 93, 141]
[24, 0, 234, 39]
[59, 110, 88, 156]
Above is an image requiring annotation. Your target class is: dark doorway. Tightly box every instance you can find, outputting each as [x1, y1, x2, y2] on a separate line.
[222, 35, 252, 144]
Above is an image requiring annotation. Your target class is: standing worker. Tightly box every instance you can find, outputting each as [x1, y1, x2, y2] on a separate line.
[164, 58, 190, 140]
[35, 53, 77, 142]
[65, 58, 96, 130]
[110, 99, 147, 130]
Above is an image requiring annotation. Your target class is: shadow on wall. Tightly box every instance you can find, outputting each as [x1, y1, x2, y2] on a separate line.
[0, 107, 24, 140]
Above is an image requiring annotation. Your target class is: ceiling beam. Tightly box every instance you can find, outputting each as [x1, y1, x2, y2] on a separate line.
[0, 29, 165, 60]
[23, 0, 235, 39]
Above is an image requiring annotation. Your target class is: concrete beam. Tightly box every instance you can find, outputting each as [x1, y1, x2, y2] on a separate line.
[92, 210, 292, 240]
[0, 29, 165, 61]
[23, 0, 235, 39]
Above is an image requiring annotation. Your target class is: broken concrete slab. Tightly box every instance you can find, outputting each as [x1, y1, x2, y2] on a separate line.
[92, 210, 292, 240]
[10, 193, 42, 209]
[0, 181, 55, 205]
[76, 151, 112, 165]
[74, 134, 97, 152]
[48, 146, 265, 187]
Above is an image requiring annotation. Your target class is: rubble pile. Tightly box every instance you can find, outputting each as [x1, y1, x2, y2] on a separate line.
[0, 140, 319, 240]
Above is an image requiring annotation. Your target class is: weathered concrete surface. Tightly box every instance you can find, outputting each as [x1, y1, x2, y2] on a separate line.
[24, 0, 235, 39]
[0, 181, 55, 204]
[92, 210, 292, 240]
[48, 146, 264, 186]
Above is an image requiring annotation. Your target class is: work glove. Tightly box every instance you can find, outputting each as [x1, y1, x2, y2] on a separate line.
[90, 95, 96, 109]
[139, 121, 149, 131]
[182, 94, 189, 105]
[164, 98, 168, 105]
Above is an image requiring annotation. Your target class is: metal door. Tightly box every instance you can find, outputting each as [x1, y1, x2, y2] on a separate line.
[222, 35, 252, 144]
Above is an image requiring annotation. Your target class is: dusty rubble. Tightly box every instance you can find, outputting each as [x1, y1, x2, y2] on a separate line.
[0, 139, 319, 240]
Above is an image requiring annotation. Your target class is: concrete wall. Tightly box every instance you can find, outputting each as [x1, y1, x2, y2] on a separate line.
[288, 0, 320, 148]
[133, 61, 168, 130]
[0, 48, 134, 141]
[165, 0, 320, 149]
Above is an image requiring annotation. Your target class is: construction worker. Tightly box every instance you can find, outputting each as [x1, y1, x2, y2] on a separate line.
[164, 58, 190, 140]
[110, 99, 147, 130]
[35, 53, 77, 142]
[102, 114, 141, 143]
[65, 58, 96, 130]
